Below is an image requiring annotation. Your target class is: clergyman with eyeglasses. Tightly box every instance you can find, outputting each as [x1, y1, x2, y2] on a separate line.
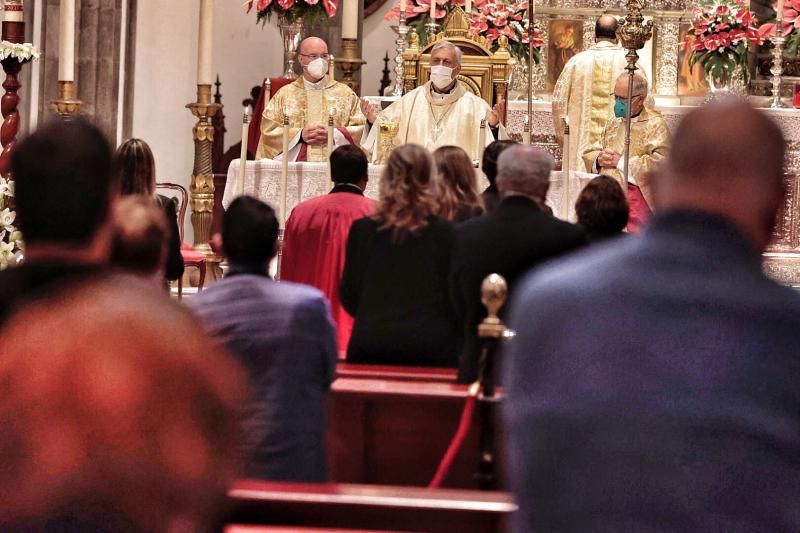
[582, 72, 670, 232]
[255, 37, 366, 162]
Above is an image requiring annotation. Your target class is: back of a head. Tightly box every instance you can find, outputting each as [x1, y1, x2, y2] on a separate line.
[575, 175, 629, 239]
[659, 100, 785, 250]
[481, 139, 516, 185]
[496, 145, 554, 199]
[113, 138, 156, 196]
[434, 145, 483, 222]
[0, 278, 244, 531]
[110, 195, 168, 277]
[376, 144, 438, 241]
[223, 195, 279, 265]
[330, 144, 368, 185]
[595, 14, 619, 41]
[11, 119, 115, 246]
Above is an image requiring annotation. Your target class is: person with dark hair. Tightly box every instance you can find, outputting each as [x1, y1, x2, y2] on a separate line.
[0, 277, 244, 532]
[0, 118, 118, 326]
[188, 195, 337, 483]
[110, 195, 170, 283]
[340, 144, 461, 367]
[450, 145, 586, 383]
[281, 144, 375, 354]
[552, 14, 633, 172]
[575, 174, 629, 241]
[112, 138, 184, 282]
[505, 102, 800, 531]
[481, 139, 516, 212]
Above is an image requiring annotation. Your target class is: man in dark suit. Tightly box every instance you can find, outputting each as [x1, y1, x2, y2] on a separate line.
[451, 144, 586, 383]
[188, 196, 337, 483]
[504, 101, 800, 531]
[0, 119, 118, 326]
[480, 139, 515, 212]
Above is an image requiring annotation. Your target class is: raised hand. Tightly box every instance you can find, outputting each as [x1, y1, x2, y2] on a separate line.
[359, 98, 377, 124]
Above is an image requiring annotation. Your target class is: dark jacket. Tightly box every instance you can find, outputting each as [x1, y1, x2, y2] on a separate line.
[340, 216, 461, 367]
[155, 194, 185, 282]
[450, 195, 586, 383]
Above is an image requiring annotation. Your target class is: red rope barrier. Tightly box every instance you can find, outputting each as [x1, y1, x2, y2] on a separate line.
[428, 382, 480, 488]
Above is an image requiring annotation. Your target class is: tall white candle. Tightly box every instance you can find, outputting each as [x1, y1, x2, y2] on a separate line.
[4, 0, 24, 22]
[399, 0, 407, 14]
[342, 0, 358, 40]
[58, 0, 75, 81]
[197, 0, 214, 85]
[777, 0, 784, 24]
[430, 0, 436, 20]
[465, 0, 472, 13]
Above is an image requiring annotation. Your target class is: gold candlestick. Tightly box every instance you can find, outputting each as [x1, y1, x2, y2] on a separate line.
[335, 39, 366, 94]
[51, 80, 82, 119]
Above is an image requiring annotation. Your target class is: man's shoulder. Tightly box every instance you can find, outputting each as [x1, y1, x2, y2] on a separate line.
[329, 80, 359, 98]
[190, 275, 326, 311]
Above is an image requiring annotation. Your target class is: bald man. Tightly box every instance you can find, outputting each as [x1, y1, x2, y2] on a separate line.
[504, 101, 800, 531]
[584, 72, 669, 231]
[552, 15, 632, 172]
[256, 37, 366, 162]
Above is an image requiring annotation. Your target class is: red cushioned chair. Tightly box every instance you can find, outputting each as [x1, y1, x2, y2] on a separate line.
[247, 77, 295, 158]
[156, 182, 207, 299]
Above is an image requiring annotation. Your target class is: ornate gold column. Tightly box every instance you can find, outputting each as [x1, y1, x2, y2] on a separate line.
[186, 84, 221, 259]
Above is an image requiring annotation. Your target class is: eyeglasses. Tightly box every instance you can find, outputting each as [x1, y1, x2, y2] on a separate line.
[299, 53, 328, 60]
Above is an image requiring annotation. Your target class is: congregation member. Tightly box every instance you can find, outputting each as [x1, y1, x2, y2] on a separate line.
[360, 41, 507, 163]
[189, 196, 337, 482]
[256, 37, 366, 161]
[340, 144, 461, 367]
[505, 101, 800, 531]
[574, 174, 629, 242]
[281, 144, 375, 354]
[450, 145, 586, 383]
[0, 277, 244, 532]
[583, 72, 669, 232]
[552, 15, 630, 171]
[0, 119, 118, 327]
[433, 145, 484, 223]
[112, 137, 184, 282]
[110, 195, 170, 286]
[480, 139, 516, 212]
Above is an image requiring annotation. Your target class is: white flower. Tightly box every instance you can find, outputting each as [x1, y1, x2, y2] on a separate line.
[0, 40, 40, 62]
[0, 208, 15, 230]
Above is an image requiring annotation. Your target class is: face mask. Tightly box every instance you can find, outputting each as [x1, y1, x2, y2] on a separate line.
[430, 65, 454, 90]
[307, 57, 328, 80]
[613, 98, 629, 118]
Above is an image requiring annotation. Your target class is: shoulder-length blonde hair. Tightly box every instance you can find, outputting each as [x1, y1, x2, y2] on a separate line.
[373, 144, 438, 243]
[433, 145, 484, 222]
[113, 138, 156, 196]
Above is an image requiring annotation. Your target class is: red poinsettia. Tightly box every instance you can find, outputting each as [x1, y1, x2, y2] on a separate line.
[245, 0, 336, 25]
[758, 0, 800, 56]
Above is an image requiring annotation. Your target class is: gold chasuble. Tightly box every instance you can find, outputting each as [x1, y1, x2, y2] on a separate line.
[364, 81, 502, 164]
[256, 77, 366, 162]
[582, 106, 670, 207]
[552, 41, 630, 172]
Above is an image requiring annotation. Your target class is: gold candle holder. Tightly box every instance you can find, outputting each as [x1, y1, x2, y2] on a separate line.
[51, 80, 82, 119]
[335, 39, 366, 94]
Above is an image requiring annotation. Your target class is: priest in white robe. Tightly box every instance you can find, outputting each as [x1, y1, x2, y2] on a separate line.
[360, 40, 507, 164]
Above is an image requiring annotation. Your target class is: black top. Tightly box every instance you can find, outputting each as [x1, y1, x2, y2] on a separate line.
[450, 195, 587, 383]
[155, 194, 185, 282]
[482, 185, 501, 213]
[340, 216, 461, 367]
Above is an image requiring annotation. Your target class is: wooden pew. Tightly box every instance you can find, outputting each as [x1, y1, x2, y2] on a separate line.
[336, 363, 458, 383]
[226, 480, 516, 533]
[327, 376, 506, 489]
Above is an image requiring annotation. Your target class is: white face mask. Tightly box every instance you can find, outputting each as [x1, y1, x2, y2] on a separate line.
[430, 65, 455, 90]
[306, 57, 328, 80]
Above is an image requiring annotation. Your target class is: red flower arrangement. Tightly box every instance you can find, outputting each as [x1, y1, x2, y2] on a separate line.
[245, 0, 337, 26]
[686, 0, 763, 85]
[758, 0, 800, 56]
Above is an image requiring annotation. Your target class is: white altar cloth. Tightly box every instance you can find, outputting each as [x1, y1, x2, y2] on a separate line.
[225, 159, 596, 222]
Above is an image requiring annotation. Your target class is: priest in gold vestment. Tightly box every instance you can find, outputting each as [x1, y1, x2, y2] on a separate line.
[552, 16, 630, 172]
[256, 37, 365, 162]
[583, 73, 669, 232]
[360, 41, 506, 164]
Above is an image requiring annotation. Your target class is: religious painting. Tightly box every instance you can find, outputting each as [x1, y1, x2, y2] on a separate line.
[678, 23, 708, 97]
[547, 20, 584, 92]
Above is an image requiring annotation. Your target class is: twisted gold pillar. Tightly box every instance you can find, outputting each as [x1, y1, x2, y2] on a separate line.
[186, 84, 221, 274]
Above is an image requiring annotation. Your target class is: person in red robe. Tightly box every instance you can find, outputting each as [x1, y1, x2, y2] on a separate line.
[280, 145, 375, 356]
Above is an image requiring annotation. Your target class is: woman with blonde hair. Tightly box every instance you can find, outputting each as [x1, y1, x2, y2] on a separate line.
[340, 144, 461, 367]
[433, 145, 484, 223]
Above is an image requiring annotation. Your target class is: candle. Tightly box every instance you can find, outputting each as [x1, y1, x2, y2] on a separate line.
[280, 110, 290, 229]
[400, 0, 407, 14]
[777, 0, 784, 27]
[342, 0, 358, 40]
[465, 0, 472, 13]
[197, 0, 214, 85]
[430, 0, 436, 20]
[4, 0, 24, 22]
[58, 0, 75, 81]
[238, 106, 250, 198]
